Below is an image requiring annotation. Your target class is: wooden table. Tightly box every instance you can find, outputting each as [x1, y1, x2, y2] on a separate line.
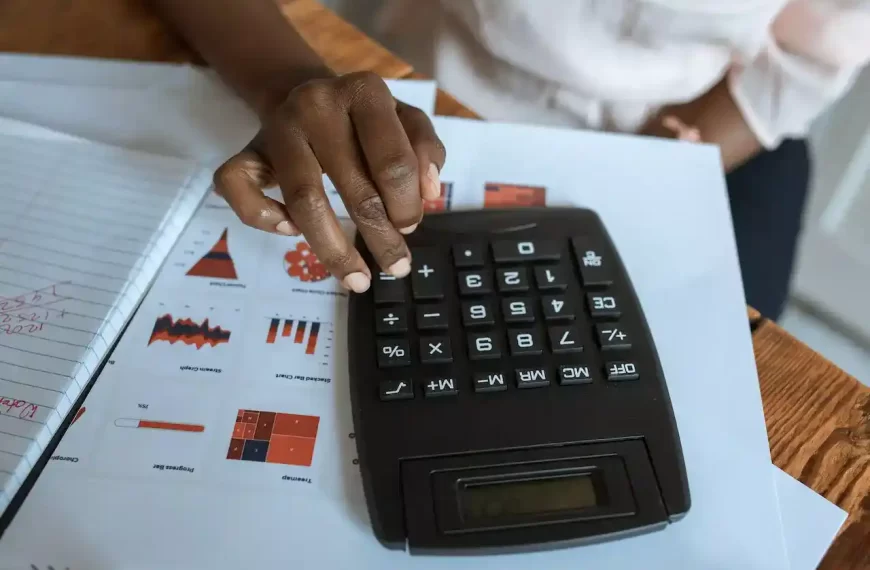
[2, 1, 869, 567]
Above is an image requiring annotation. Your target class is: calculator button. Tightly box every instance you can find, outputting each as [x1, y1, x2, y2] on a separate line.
[373, 272, 405, 304]
[596, 324, 631, 350]
[508, 329, 543, 356]
[515, 367, 549, 389]
[420, 336, 453, 364]
[467, 333, 502, 360]
[375, 308, 407, 334]
[379, 380, 414, 401]
[548, 326, 583, 353]
[559, 364, 594, 385]
[416, 304, 448, 330]
[572, 238, 613, 286]
[458, 270, 492, 296]
[534, 265, 568, 290]
[473, 371, 508, 393]
[424, 377, 458, 397]
[606, 361, 639, 381]
[453, 243, 486, 268]
[462, 301, 495, 327]
[410, 249, 444, 300]
[502, 298, 535, 323]
[492, 239, 561, 263]
[587, 293, 621, 318]
[541, 295, 574, 321]
[496, 267, 529, 293]
[377, 338, 411, 367]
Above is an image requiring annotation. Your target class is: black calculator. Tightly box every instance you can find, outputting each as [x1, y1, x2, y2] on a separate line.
[347, 207, 690, 555]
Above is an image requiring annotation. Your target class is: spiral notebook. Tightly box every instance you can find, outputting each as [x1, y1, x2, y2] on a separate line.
[0, 130, 212, 515]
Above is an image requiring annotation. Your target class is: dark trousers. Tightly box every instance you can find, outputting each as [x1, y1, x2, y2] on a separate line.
[725, 139, 811, 321]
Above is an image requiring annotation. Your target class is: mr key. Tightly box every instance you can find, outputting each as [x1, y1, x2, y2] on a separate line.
[347, 208, 689, 553]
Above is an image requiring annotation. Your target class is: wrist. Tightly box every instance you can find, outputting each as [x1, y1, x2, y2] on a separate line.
[249, 63, 337, 119]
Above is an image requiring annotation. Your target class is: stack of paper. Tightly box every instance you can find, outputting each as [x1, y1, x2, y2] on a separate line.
[0, 54, 847, 570]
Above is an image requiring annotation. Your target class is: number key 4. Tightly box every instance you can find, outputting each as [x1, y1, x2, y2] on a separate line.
[541, 295, 574, 321]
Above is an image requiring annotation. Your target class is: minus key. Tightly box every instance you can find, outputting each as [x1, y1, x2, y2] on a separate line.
[416, 303, 448, 329]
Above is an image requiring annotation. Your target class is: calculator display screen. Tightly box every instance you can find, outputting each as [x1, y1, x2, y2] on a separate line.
[459, 473, 599, 521]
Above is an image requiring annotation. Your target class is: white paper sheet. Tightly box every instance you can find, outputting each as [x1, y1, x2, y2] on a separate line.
[775, 467, 848, 570]
[0, 53, 199, 90]
[0, 77, 438, 168]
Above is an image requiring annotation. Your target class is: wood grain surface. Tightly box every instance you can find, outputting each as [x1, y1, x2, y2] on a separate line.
[1, 0, 868, 567]
[755, 318, 870, 569]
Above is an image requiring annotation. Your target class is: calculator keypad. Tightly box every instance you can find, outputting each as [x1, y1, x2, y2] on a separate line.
[372, 235, 639, 399]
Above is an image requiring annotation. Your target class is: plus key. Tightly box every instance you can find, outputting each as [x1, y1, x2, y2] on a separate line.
[410, 248, 444, 300]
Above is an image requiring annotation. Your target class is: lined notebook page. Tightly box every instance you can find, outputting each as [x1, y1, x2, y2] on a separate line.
[0, 133, 211, 513]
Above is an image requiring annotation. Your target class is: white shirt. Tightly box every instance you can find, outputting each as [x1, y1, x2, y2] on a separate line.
[377, 0, 870, 148]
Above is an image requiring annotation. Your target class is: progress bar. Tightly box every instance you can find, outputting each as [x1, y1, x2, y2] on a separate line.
[114, 418, 205, 433]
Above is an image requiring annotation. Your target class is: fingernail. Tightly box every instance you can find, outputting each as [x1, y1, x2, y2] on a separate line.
[424, 163, 440, 200]
[399, 223, 418, 235]
[388, 257, 411, 278]
[342, 272, 370, 293]
[275, 220, 297, 235]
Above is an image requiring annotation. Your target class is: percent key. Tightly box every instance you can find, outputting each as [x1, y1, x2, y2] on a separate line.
[377, 338, 411, 367]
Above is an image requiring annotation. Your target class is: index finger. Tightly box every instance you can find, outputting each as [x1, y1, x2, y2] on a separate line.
[260, 126, 372, 293]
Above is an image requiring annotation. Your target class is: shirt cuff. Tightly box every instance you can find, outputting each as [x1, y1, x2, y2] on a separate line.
[727, 32, 859, 149]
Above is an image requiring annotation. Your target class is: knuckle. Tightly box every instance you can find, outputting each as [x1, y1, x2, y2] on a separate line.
[285, 183, 327, 216]
[323, 248, 356, 272]
[237, 204, 267, 228]
[353, 193, 389, 226]
[341, 71, 388, 106]
[287, 81, 334, 115]
[375, 155, 417, 190]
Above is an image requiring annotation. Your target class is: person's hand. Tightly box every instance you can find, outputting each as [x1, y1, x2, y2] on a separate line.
[213, 71, 446, 293]
[661, 115, 702, 142]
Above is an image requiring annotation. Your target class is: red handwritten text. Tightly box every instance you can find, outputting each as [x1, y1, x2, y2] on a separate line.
[0, 396, 39, 420]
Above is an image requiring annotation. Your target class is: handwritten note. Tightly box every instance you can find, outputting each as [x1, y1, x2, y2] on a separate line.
[0, 131, 211, 513]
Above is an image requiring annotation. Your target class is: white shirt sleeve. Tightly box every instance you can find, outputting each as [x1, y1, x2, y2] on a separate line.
[728, 0, 870, 148]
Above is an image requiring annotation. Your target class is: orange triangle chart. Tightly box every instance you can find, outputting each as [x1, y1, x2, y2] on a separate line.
[186, 229, 238, 280]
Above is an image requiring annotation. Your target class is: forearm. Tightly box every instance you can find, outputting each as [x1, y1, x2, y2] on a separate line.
[151, 0, 335, 117]
[643, 76, 763, 172]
